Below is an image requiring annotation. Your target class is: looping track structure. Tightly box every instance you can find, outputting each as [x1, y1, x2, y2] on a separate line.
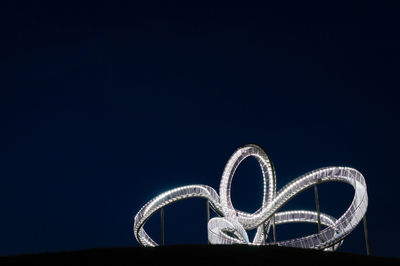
[134, 144, 368, 250]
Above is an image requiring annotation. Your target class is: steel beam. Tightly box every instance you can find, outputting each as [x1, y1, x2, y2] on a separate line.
[206, 200, 210, 244]
[363, 215, 370, 256]
[272, 214, 276, 243]
[160, 207, 164, 246]
[314, 184, 322, 234]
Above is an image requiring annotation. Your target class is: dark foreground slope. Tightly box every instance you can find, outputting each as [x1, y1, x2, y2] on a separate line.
[1, 245, 399, 266]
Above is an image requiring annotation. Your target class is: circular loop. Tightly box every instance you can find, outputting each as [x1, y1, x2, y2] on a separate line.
[219, 144, 276, 229]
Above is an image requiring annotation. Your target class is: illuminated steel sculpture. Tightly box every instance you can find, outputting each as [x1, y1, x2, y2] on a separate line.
[134, 144, 368, 252]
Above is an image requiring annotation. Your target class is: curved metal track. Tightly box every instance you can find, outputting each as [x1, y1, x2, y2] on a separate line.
[134, 144, 368, 250]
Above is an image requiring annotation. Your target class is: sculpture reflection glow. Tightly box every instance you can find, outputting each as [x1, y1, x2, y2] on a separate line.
[134, 144, 368, 251]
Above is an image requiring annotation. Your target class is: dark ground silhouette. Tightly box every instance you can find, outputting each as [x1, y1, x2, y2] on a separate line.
[1, 245, 399, 266]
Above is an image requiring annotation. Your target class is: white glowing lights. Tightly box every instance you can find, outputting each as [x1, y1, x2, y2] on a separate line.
[133, 144, 368, 250]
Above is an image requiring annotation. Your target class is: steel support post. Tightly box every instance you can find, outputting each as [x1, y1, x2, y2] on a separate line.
[206, 200, 210, 244]
[363, 215, 370, 256]
[263, 222, 267, 244]
[272, 214, 277, 243]
[206, 200, 210, 223]
[314, 184, 322, 234]
[160, 207, 165, 246]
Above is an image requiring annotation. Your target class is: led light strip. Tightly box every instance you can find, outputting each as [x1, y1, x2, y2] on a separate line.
[133, 144, 367, 250]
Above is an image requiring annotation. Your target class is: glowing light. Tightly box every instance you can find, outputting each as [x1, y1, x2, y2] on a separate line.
[133, 144, 368, 250]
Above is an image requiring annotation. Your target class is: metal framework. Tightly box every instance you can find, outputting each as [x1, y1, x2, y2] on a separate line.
[133, 144, 368, 252]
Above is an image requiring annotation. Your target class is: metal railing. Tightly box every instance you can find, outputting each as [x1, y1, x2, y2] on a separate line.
[133, 144, 369, 254]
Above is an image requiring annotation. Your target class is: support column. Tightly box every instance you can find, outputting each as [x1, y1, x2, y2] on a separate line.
[272, 215, 277, 244]
[314, 184, 322, 234]
[206, 200, 210, 244]
[160, 207, 165, 246]
[263, 222, 267, 244]
[363, 215, 370, 256]
[206, 200, 210, 223]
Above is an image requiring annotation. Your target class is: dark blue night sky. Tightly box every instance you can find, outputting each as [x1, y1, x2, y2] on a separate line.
[1, 1, 399, 258]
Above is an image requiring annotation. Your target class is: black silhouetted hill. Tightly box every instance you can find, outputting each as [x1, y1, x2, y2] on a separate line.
[1, 245, 398, 266]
